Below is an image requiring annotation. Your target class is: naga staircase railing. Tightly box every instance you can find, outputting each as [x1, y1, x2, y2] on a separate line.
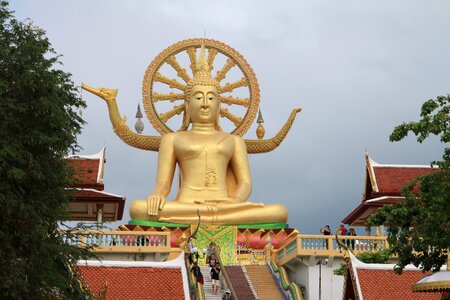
[185, 255, 205, 300]
[213, 244, 239, 300]
[269, 261, 303, 300]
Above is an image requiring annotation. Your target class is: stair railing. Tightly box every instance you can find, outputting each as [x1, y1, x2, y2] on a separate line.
[213, 244, 239, 300]
[268, 261, 303, 300]
[185, 254, 206, 300]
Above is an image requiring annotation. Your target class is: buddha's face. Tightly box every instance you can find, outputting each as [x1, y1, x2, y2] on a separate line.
[188, 85, 219, 124]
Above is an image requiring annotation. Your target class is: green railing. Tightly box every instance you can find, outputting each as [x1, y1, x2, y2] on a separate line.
[186, 257, 205, 300]
[269, 261, 303, 300]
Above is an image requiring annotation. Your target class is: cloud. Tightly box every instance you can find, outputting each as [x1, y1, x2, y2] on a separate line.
[11, 0, 450, 234]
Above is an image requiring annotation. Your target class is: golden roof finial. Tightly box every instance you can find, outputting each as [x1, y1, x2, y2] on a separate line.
[256, 109, 265, 139]
[257, 109, 264, 124]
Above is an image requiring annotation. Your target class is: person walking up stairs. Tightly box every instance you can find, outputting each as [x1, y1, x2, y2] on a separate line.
[200, 265, 222, 300]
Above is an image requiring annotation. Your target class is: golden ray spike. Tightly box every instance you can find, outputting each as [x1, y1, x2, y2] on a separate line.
[220, 108, 243, 126]
[187, 47, 197, 75]
[165, 55, 191, 83]
[159, 104, 185, 122]
[154, 72, 186, 91]
[215, 58, 236, 82]
[207, 48, 218, 71]
[153, 92, 185, 103]
[219, 95, 249, 107]
[220, 77, 248, 94]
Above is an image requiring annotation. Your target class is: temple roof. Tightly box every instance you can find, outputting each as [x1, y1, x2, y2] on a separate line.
[341, 196, 403, 226]
[78, 253, 189, 300]
[344, 252, 440, 299]
[342, 152, 439, 226]
[68, 188, 125, 221]
[412, 269, 450, 293]
[65, 147, 126, 221]
[366, 154, 437, 196]
[67, 147, 106, 190]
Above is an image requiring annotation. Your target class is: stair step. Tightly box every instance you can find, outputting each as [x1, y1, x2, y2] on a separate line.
[245, 265, 284, 300]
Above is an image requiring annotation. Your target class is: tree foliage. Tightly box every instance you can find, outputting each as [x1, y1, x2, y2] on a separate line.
[334, 250, 390, 276]
[0, 1, 97, 298]
[368, 94, 450, 274]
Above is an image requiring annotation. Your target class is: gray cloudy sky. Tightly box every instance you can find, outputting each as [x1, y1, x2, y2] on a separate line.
[11, 0, 449, 234]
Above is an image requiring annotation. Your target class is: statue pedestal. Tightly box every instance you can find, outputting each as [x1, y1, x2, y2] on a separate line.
[123, 220, 298, 265]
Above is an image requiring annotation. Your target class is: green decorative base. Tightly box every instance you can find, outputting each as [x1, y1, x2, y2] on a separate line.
[128, 219, 188, 228]
[129, 219, 288, 229]
[236, 222, 289, 229]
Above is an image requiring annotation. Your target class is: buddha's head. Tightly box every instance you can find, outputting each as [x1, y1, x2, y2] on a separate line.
[182, 41, 221, 130]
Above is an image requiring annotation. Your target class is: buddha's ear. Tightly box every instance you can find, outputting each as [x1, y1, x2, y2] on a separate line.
[214, 102, 221, 131]
[180, 101, 190, 131]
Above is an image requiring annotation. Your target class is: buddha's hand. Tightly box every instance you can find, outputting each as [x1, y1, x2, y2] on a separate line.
[147, 194, 165, 216]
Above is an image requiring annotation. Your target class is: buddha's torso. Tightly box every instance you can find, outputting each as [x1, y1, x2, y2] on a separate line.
[173, 130, 236, 202]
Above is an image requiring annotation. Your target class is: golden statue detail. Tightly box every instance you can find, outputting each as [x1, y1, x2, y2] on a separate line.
[82, 38, 300, 225]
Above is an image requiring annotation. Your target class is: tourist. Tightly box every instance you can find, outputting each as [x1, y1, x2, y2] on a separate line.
[339, 223, 348, 235]
[190, 247, 199, 265]
[320, 225, 331, 249]
[348, 227, 357, 249]
[320, 225, 331, 235]
[339, 223, 348, 248]
[191, 261, 204, 285]
[211, 262, 221, 295]
[222, 289, 232, 300]
[187, 237, 196, 264]
[209, 253, 217, 268]
[206, 242, 214, 264]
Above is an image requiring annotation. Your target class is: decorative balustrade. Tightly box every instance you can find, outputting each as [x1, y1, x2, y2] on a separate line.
[236, 249, 267, 265]
[61, 230, 171, 253]
[277, 234, 389, 265]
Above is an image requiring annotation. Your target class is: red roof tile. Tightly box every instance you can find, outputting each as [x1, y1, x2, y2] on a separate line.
[357, 268, 439, 300]
[67, 159, 103, 188]
[342, 153, 440, 225]
[345, 252, 441, 300]
[79, 266, 186, 300]
[373, 166, 437, 195]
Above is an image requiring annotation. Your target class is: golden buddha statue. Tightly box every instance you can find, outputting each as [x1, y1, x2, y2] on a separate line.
[82, 38, 301, 225]
[131, 43, 288, 224]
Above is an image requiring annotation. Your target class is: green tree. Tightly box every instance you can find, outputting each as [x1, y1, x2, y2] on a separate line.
[0, 1, 96, 298]
[334, 250, 390, 275]
[368, 94, 450, 273]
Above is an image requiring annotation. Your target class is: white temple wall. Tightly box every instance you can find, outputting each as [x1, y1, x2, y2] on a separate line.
[285, 256, 345, 300]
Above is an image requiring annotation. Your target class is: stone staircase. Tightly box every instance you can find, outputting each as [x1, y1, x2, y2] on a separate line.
[245, 265, 284, 300]
[224, 266, 257, 300]
[200, 266, 222, 300]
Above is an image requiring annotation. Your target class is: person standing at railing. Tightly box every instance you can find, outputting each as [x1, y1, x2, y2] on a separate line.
[339, 223, 348, 249]
[191, 261, 204, 285]
[320, 225, 331, 249]
[339, 223, 347, 235]
[190, 247, 200, 265]
[187, 237, 196, 264]
[348, 227, 357, 250]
